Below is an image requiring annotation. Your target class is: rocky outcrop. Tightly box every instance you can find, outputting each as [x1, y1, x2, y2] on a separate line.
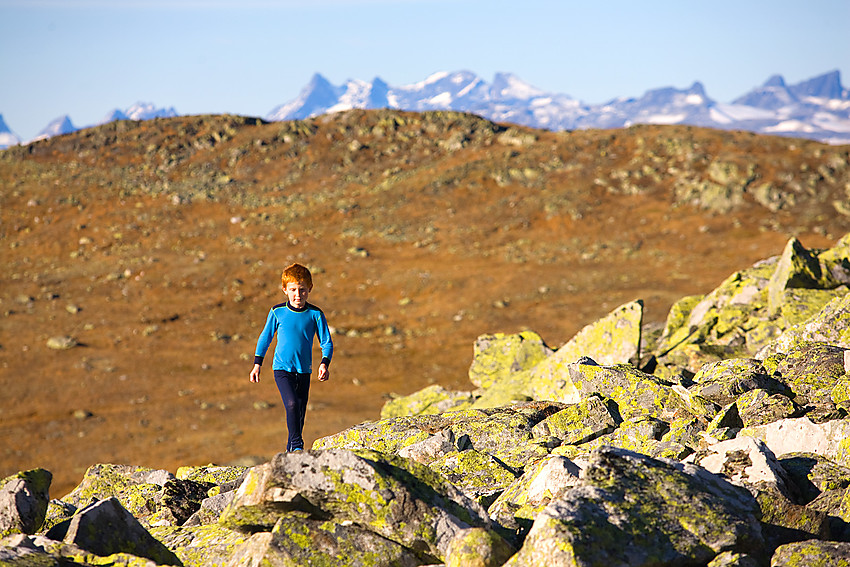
[2, 233, 850, 565]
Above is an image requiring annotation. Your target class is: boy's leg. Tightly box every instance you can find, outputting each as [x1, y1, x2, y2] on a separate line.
[294, 372, 311, 445]
[273, 370, 306, 452]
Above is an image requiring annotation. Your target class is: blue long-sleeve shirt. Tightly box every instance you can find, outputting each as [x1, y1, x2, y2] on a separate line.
[253, 302, 333, 373]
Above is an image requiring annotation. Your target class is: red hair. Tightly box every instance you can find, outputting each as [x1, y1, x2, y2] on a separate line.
[281, 263, 313, 291]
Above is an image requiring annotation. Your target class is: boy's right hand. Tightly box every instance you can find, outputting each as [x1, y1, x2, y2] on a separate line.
[250, 364, 261, 383]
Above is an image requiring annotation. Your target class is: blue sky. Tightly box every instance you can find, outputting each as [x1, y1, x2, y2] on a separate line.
[1, 0, 848, 140]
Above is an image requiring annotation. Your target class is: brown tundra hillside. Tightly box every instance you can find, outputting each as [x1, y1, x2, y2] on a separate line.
[1, 109, 848, 496]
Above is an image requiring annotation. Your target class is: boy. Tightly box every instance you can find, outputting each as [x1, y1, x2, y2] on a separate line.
[250, 263, 333, 452]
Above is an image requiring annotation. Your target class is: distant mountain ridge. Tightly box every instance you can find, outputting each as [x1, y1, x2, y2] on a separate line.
[268, 70, 850, 145]
[2, 70, 848, 149]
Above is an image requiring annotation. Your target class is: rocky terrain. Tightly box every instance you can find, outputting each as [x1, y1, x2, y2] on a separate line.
[1, 109, 850, 564]
[1, 110, 849, 497]
[2, 233, 850, 565]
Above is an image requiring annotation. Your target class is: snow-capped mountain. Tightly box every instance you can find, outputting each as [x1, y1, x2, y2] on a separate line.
[266, 70, 850, 145]
[30, 115, 78, 143]
[4, 103, 180, 146]
[95, 103, 178, 130]
[4, 71, 849, 147]
[0, 114, 22, 149]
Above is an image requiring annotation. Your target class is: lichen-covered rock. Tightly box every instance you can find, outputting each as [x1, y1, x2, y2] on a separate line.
[40, 498, 76, 534]
[704, 402, 743, 437]
[226, 515, 423, 567]
[398, 428, 460, 464]
[806, 486, 850, 540]
[470, 301, 643, 408]
[757, 291, 850, 359]
[445, 527, 517, 567]
[183, 491, 234, 526]
[534, 361, 673, 420]
[0, 534, 161, 566]
[770, 540, 850, 566]
[149, 478, 216, 527]
[774, 341, 848, 405]
[487, 456, 582, 532]
[776, 287, 848, 327]
[220, 449, 493, 563]
[543, 299, 644, 367]
[818, 232, 850, 287]
[778, 452, 850, 504]
[468, 331, 553, 389]
[767, 237, 826, 316]
[381, 384, 475, 419]
[0, 468, 52, 537]
[312, 414, 431, 453]
[707, 551, 762, 567]
[690, 358, 784, 406]
[503, 446, 763, 567]
[62, 497, 181, 565]
[531, 393, 620, 445]
[61, 464, 174, 519]
[175, 464, 248, 491]
[429, 449, 519, 503]
[735, 389, 801, 428]
[657, 259, 777, 369]
[754, 487, 832, 553]
[655, 294, 704, 357]
[740, 417, 850, 466]
[317, 401, 564, 472]
[150, 523, 247, 567]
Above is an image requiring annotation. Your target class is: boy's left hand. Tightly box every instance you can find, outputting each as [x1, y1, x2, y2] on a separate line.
[318, 362, 330, 382]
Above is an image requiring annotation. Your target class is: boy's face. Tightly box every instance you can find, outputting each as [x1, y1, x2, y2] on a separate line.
[284, 282, 310, 309]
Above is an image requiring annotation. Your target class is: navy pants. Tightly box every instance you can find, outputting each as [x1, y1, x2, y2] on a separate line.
[273, 370, 311, 451]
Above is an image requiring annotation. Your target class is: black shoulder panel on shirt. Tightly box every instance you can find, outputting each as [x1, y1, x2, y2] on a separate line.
[272, 302, 286, 310]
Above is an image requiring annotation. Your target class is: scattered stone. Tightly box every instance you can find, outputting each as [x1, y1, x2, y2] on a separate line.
[46, 336, 78, 350]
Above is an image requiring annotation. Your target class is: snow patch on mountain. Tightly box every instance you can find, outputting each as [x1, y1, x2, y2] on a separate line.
[0, 114, 22, 149]
[261, 70, 850, 145]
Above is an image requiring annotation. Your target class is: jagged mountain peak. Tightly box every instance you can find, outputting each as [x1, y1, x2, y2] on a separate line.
[790, 70, 846, 100]
[491, 72, 547, 100]
[34, 115, 76, 141]
[763, 74, 787, 88]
